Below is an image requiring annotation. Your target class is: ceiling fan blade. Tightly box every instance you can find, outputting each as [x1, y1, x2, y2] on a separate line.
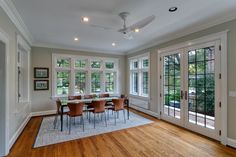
[89, 24, 115, 30]
[129, 15, 155, 30]
[123, 32, 133, 40]
[117, 27, 131, 33]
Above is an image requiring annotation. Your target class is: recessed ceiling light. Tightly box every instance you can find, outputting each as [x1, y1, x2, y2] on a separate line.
[74, 37, 79, 41]
[134, 28, 140, 33]
[112, 42, 116, 46]
[169, 7, 178, 12]
[82, 16, 89, 22]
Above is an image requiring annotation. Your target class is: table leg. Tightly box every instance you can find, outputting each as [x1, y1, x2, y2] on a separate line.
[61, 106, 64, 131]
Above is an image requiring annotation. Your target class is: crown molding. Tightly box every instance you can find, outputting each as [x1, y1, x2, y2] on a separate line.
[33, 42, 126, 56]
[0, 0, 34, 45]
[126, 10, 236, 55]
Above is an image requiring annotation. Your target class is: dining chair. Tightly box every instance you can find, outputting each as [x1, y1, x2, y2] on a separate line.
[110, 98, 126, 125]
[84, 94, 94, 99]
[67, 102, 85, 134]
[68, 95, 82, 100]
[53, 99, 69, 129]
[99, 93, 109, 98]
[89, 100, 107, 128]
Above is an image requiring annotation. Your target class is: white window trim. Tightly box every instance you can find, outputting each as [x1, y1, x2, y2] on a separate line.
[157, 30, 228, 145]
[128, 52, 150, 98]
[16, 35, 31, 106]
[52, 54, 119, 97]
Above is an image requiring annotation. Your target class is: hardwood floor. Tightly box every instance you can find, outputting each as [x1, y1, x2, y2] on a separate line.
[7, 110, 236, 157]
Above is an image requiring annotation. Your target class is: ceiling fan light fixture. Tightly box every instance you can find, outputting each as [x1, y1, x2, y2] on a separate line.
[74, 37, 79, 41]
[82, 16, 89, 22]
[134, 28, 140, 33]
[169, 7, 178, 12]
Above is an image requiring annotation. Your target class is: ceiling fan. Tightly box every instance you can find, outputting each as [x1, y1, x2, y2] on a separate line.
[90, 12, 155, 40]
[117, 12, 155, 39]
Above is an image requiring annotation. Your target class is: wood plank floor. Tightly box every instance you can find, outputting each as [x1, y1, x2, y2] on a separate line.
[7, 110, 236, 157]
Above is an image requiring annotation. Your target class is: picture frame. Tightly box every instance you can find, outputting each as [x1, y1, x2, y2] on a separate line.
[34, 80, 49, 90]
[34, 67, 49, 78]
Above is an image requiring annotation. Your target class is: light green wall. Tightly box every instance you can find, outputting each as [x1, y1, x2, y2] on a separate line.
[31, 47, 126, 112]
[127, 19, 236, 139]
[0, 7, 31, 141]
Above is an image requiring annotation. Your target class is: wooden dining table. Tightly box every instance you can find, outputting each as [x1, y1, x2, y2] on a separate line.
[60, 97, 130, 131]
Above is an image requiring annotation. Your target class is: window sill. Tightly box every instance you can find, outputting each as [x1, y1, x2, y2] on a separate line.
[129, 94, 149, 100]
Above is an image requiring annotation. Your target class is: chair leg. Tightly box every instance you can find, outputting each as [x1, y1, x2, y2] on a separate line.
[82, 115, 84, 132]
[89, 112, 91, 123]
[114, 111, 116, 125]
[66, 115, 69, 128]
[104, 112, 107, 127]
[94, 113, 96, 129]
[69, 117, 72, 134]
[53, 115, 58, 129]
[123, 109, 126, 123]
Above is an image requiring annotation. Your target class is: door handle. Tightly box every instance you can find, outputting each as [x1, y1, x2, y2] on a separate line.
[185, 91, 188, 100]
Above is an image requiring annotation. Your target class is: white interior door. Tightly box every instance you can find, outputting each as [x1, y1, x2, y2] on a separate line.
[160, 40, 221, 140]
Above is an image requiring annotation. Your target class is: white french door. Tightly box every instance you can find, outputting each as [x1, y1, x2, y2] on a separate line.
[160, 40, 221, 140]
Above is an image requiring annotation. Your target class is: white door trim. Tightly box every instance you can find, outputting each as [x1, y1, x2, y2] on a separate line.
[0, 28, 10, 155]
[157, 30, 228, 145]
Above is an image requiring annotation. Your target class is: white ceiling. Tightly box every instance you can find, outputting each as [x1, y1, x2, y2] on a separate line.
[11, 0, 236, 54]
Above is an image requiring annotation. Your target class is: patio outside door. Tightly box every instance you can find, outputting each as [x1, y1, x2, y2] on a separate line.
[160, 40, 221, 140]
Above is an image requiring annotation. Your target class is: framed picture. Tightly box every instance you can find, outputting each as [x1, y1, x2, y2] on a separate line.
[34, 80, 49, 90]
[34, 67, 49, 78]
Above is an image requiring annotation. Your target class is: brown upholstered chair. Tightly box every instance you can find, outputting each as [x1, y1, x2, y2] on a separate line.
[99, 93, 113, 107]
[67, 102, 85, 134]
[110, 98, 126, 125]
[68, 95, 82, 100]
[89, 100, 107, 128]
[53, 99, 69, 129]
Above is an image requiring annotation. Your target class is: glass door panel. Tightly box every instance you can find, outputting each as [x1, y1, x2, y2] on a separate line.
[187, 46, 215, 129]
[163, 53, 181, 119]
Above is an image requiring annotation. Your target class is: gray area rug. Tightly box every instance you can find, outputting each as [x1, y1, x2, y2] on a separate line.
[34, 110, 153, 147]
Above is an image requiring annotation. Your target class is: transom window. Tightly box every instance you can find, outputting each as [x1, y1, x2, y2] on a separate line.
[129, 53, 150, 97]
[52, 54, 118, 97]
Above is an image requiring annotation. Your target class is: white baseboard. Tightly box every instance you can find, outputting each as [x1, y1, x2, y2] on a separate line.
[130, 104, 159, 118]
[30, 110, 56, 117]
[9, 114, 31, 149]
[227, 138, 236, 148]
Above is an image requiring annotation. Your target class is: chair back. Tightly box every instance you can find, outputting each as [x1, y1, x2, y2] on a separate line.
[112, 98, 125, 111]
[99, 93, 110, 98]
[68, 95, 81, 100]
[56, 99, 62, 113]
[67, 102, 84, 116]
[84, 94, 93, 99]
[91, 100, 106, 113]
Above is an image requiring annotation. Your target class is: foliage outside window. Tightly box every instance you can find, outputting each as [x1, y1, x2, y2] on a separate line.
[57, 58, 70, 68]
[105, 72, 115, 92]
[91, 61, 101, 69]
[142, 72, 148, 95]
[75, 71, 86, 94]
[129, 54, 149, 97]
[75, 59, 87, 68]
[105, 62, 114, 69]
[91, 72, 101, 93]
[53, 54, 118, 96]
[56, 71, 70, 95]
